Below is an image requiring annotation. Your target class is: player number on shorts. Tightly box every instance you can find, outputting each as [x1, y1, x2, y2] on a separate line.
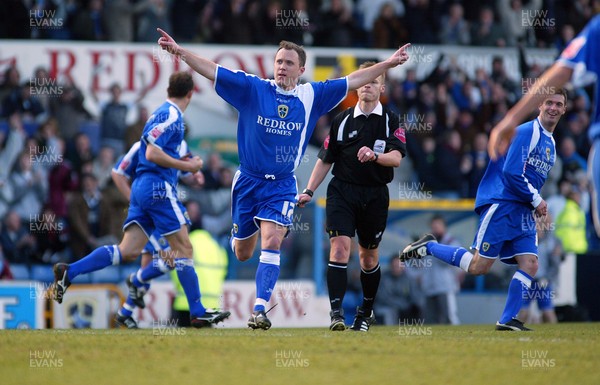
[281, 201, 295, 219]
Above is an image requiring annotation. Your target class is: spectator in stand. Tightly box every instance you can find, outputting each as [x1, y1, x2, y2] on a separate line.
[170, 0, 204, 42]
[49, 79, 93, 142]
[559, 136, 587, 181]
[9, 150, 48, 223]
[92, 82, 149, 156]
[103, 0, 149, 42]
[0, 114, 27, 219]
[71, 0, 106, 41]
[470, 6, 505, 47]
[47, 138, 78, 221]
[418, 215, 462, 325]
[497, 0, 542, 46]
[67, 173, 117, 259]
[92, 146, 116, 189]
[217, 0, 253, 44]
[0, 210, 36, 265]
[202, 152, 225, 190]
[137, 0, 171, 42]
[462, 132, 489, 198]
[34, 206, 70, 264]
[404, 0, 439, 44]
[375, 257, 423, 325]
[124, 105, 148, 149]
[433, 130, 465, 198]
[0, 66, 21, 107]
[356, 0, 404, 38]
[66, 132, 94, 175]
[555, 24, 576, 52]
[317, 0, 356, 47]
[0, 245, 14, 280]
[372, 2, 408, 49]
[2, 81, 45, 122]
[439, 3, 470, 45]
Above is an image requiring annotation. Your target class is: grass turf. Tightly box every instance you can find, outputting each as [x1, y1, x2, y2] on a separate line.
[1, 323, 599, 385]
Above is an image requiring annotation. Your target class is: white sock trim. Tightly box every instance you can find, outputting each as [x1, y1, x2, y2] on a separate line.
[174, 258, 194, 268]
[156, 258, 172, 273]
[259, 251, 280, 265]
[255, 298, 268, 308]
[514, 271, 532, 289]
[459, 252, 474, 272]
[111, 245, 121, 265]
[136, 268, 146, 284]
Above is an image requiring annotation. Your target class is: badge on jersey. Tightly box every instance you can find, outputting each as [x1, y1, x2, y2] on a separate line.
[560, 36, 586, 60]
[324, 135, 330, 150]
[373, 139, 386, 154]
[278, 104, 289, 118]
[394, 127, 406, 143]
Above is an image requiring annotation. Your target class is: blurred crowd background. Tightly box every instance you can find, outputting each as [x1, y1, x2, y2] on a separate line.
[0, 0, 598, 322]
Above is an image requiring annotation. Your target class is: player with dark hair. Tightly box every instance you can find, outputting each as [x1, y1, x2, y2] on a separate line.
[157, 28, 410, 329]
[401, 89, 568, 331]
[297, 61, 406, 331]
[111, 138, 204, 328]
[489, 15, 600, 239]
[52, 72, 230, 328]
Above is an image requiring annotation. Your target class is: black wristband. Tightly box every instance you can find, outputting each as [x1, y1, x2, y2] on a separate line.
[373, 153, 379, 162]
[302, 188, 314, 197]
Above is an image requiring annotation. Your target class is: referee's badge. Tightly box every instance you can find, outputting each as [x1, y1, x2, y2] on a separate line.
[278, 104, 289, 118]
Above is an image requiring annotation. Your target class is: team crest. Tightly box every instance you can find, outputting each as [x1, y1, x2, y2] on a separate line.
[277, 104, 289, 119]
[482, 242, 490, 252]
[546, 147, 551, 161]
[233, 224, 239, 234]
[159, 237, 167, 247]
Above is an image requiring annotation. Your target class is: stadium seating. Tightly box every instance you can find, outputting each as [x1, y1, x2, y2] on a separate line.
[8, 264, 30, 280]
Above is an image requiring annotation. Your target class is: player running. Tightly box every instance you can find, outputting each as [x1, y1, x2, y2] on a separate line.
[157, 28, 410, 329]
[52, 72, 230, 328]
[111, 139, 204, 328]
[489, 15, 600, 239]
[401, 89, 567, 331]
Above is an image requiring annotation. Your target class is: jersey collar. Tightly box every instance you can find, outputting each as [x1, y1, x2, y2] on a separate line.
[166, 99, 183, 115]
[354, 101, 383, 118]
[536, 118, 553, 137]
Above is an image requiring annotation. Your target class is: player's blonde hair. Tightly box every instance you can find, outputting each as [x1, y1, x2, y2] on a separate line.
[359, 61, 385, 82]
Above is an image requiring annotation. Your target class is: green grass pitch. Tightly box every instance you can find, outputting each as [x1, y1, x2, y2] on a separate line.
[1, 323, 599, 385]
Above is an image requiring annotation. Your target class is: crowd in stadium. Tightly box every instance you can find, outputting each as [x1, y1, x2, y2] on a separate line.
[0, 0, 597, 289]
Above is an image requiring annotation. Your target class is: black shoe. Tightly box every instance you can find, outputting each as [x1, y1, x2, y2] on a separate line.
[191, 309, 231, 328]
[115, 314, 138, 329]
[350, 307, 376, 332]
[126, 274, 146, 309]
[52, 263, 71, 304]
[400, 234, 437, 262]
[496, 318, 532, 331]
[329, 309, 346, 331]
[247, 310, 272, 330]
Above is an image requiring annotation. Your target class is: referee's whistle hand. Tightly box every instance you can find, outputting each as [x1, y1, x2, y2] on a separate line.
[297, 194, 312, 208]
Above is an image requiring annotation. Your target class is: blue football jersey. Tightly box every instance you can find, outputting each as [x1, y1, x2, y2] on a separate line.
[138, 101, 186, 186]
[475, 118, 555, 212]
[558, 14, 600, 140]
[114, 140, 191, 181]
[214, 65, 348, 179]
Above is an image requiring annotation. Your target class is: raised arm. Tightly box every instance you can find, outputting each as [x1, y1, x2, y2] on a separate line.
[488, 63, 573, 160]
[347, 43, 411, 90]
[157, 28, 217, 81]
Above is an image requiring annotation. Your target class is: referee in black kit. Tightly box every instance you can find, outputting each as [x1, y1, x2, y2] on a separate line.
[298, 61, 406, 332]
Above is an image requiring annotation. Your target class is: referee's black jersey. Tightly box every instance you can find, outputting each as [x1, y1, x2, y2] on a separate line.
[318, 102, 406, 186]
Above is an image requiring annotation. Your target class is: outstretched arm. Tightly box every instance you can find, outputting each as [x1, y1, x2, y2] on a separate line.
[157, 28, 217, 80]
[488, 63, 572, 160]
[347, 43, 411, 90]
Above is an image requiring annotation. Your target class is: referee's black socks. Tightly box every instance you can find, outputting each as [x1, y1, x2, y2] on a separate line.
[327, 261, 348, 312]
[360, 264, 381, 313]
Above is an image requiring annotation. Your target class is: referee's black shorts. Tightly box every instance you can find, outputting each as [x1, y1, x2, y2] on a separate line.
[325, 177, 389, 249]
